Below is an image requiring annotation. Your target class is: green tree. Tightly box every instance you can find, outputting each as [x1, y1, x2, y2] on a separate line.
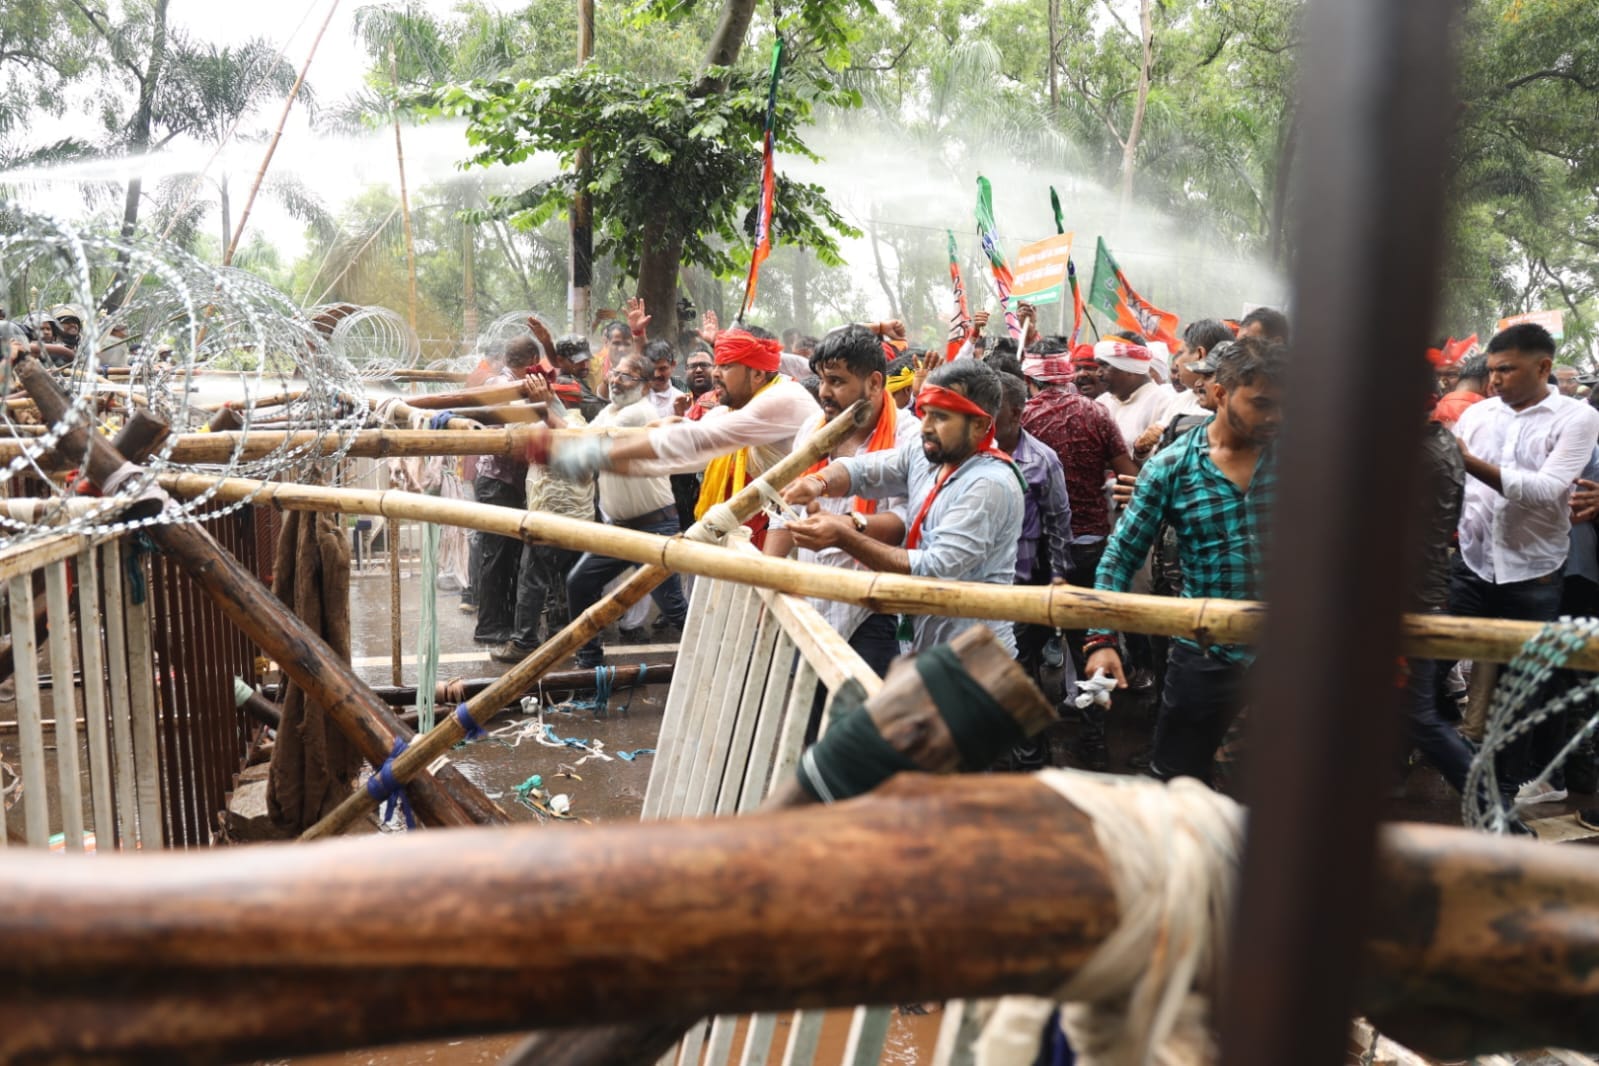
[425, 0, 871, 341]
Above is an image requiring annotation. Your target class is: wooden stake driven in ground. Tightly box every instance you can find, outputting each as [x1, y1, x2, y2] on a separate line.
[8, 354, 505, 831]
[1, 776, 1596, 1064]
[162, 472, 1599, 672]
[298, 399, 871, 841]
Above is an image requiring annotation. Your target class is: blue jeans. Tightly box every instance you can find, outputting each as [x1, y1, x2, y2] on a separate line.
[567, 511, 689, 665]
[1404, 650, 1476, 794]
[1446, 558, 1564, 799]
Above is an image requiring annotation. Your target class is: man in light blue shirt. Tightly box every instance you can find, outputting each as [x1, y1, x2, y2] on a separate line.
[782, 360, 1024, 654]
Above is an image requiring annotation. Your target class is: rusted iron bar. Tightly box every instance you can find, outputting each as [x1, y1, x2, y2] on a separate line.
[1218, 4, 1460, 1066]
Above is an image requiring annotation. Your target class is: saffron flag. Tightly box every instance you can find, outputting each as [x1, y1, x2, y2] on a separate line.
[738, 39, 784, 321]
[1051, 186, 1087, 344]
[946, 230, 972, 361]
[1087, 236, 1179, 347]
[1427, 334, 1479, 368]
[974, 176, 1022, 340]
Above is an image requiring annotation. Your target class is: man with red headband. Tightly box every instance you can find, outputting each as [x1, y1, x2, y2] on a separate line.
[537, 325, 819, 539]
[767, 324, 922, 679]
[783, 359, 1023, 654]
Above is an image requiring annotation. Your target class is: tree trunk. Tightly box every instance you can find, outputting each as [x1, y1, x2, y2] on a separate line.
[105, 0, 170, 309]
[391, 54, 420, 335]
[1268, 107, 1298, 268]
[219, 174, 232, 261]
[1047, 0, 1061, 117]
[697, 0, 759, 91]
[866, 220, 901, 321]
[636, 221, 682, 343]
[1117, 0, 1154, 214]
[461, 217, 478, 352]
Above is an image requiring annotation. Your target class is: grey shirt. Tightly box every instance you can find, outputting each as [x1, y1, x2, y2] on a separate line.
[837, 435, 1024, 654]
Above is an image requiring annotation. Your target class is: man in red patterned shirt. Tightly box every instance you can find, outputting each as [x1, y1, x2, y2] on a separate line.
[1021, 341, 1139, 768]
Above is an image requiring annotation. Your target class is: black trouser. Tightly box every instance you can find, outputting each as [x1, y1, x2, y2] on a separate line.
[1066, 540, 1108, 745]
[567, 507, 690, 666]
[804, 612, 900, 745]
[510, 543, 581, 649]
[1446, 559, 1564, 799]
[1151, 641, 1248, 786]
[473, 476, 525, 643]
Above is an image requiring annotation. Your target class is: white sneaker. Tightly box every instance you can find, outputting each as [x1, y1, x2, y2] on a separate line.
[1514, 780, 1568, 808]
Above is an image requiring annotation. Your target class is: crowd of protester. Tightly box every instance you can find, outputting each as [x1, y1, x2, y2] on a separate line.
[449, 295, 1599, 835]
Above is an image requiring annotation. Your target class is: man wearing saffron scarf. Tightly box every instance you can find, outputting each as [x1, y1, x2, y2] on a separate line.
[783, 360, 1023, 654]
[766, 325, 922, 678]
[536, 326, 819, 547]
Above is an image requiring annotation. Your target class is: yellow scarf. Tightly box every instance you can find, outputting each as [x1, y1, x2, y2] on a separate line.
[694, 375, 784, 521]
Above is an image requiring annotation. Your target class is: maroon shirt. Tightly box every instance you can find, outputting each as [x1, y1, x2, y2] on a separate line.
[1021, 386, 1129, 540]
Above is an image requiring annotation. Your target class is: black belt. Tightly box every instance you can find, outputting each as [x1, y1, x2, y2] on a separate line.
[616, 504, 678, 529]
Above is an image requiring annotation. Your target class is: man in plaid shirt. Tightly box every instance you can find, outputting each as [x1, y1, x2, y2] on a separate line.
[1084, 337, 1286, 784]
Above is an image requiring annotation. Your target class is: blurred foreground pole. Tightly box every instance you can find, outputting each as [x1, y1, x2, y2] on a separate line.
[1218, 3, 1459, 1066]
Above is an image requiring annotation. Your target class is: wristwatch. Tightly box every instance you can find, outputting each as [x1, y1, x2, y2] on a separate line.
[850, 510, 868, 533]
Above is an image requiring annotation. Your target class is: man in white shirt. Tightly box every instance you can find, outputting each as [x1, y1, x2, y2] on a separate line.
[539, 329, 820, 548]
[644, 340, 685, 420]
[765, 325, 921, 680]
[565, 353, 692, 669]
[1095, 337, 1177, 450]
[1451, 321, 1599, 816]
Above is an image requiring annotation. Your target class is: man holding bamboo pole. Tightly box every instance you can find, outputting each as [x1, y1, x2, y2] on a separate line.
[531, 327, 820, 548]
[764, 324, 921, 682]
[783, 358, 1024, 655]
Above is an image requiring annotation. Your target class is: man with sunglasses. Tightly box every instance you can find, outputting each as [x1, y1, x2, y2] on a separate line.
[565, 353, 691, 669]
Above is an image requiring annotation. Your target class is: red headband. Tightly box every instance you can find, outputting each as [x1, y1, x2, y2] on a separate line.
[1070, 343, 1098, 368]
[916, 384, 998, 451]
[714, 329, 783, 373]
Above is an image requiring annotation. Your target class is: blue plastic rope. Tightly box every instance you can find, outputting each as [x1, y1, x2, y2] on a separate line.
[364, 738, 416, 829]
[429, 410, 457, 431]
[454, 702, 486, 740]
[125, 533, 153, 605]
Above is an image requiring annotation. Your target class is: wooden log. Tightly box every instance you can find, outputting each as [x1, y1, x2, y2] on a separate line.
[297, 400, 872, 841]
[0, 778, 1596, 1064]
[158, 472, 1599, 672]
[505, 627, 1055, 1066]
[9, 355, 505, 832]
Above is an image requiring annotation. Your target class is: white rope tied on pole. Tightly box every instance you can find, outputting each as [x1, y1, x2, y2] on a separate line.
[686, 501, 742, 545]
[975, 771, 1243, 1066]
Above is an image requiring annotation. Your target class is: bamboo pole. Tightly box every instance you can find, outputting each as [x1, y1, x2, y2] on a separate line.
[396, 381, 536, 410]
[1, 776, 1597, 1063]
[157, 472, 1599, 671]
[224, 0, 341, 264]
[297, 400, 872, 841]
[9, 355, 504, 832]
[0, 425, 644, 466]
